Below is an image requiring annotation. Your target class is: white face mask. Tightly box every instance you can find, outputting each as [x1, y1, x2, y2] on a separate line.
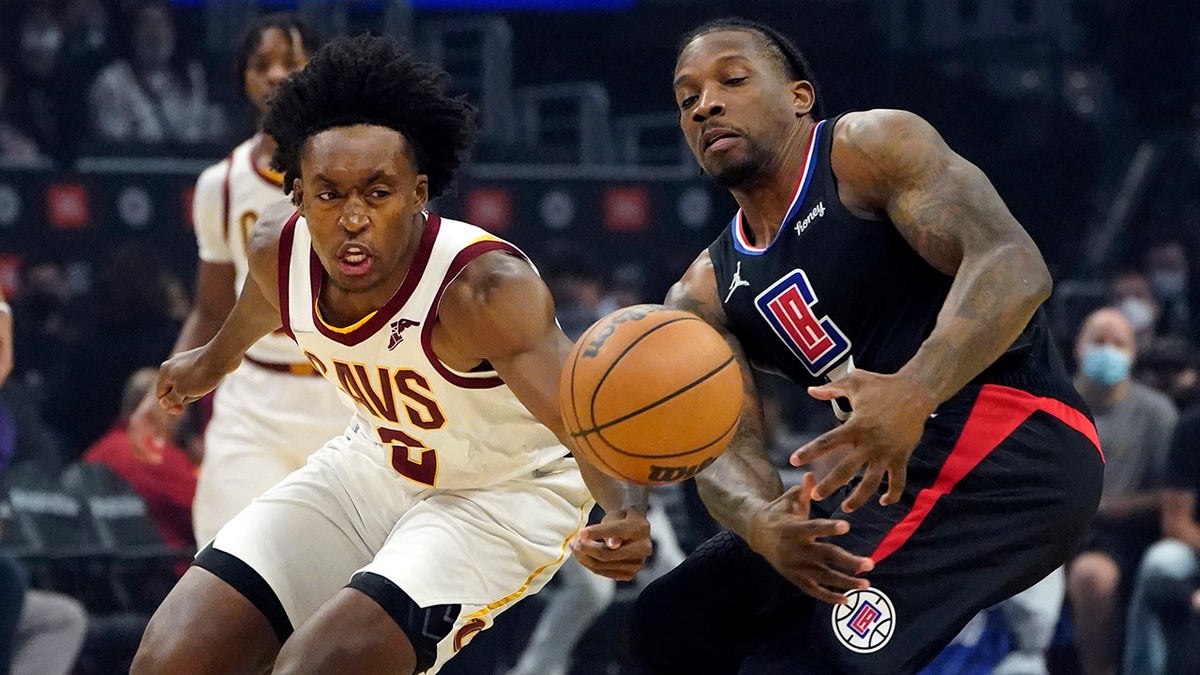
[1118, 297, 1157, 332]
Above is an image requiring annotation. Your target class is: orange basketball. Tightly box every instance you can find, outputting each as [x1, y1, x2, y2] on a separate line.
[560, 304, 744, 485]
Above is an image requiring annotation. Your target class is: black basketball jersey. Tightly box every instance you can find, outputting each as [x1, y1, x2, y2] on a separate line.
[708, 114, 1078, 405]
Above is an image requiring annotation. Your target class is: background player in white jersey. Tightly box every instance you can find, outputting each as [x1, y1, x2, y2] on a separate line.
[130, 35, 651, 674]
[130, 14, 352, 544]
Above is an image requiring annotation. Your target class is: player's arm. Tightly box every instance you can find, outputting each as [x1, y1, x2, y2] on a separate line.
[667, 251, 872, 604]
[793, 110, 1053, 510]
[131, 165, 238, 448]
[0, 286, 12, 387]
[438, 250, 651, 580]
[155, 204, 292, 414]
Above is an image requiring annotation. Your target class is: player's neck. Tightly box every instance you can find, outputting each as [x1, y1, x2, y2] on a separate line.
[730, 118, 816, 245]
[252, 133, 278, 169]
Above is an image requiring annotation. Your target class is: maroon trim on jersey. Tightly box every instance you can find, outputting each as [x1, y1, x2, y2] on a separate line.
[420, 240, 525, 389]
[868, 384, 1102, 566]
[221, 154, 234, 242]
[277, 211, 302, 342]
[310, 213, 442, 346]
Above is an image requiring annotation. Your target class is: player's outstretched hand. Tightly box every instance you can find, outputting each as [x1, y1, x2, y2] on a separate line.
[748, 474, 874, 605]
[155, 347, 226, 415]
[790, 369, 936, 513]
[569, 508, 652, 581]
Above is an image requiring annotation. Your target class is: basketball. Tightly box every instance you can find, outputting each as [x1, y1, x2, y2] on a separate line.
[559, 304, 744, 485]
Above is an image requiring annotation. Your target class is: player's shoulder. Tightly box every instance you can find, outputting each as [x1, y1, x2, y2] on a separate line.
[832, 109, 941, 156]
[666, 249, 726, 328]
[247, 199, 298, 257]
[194, 138, 254, 190]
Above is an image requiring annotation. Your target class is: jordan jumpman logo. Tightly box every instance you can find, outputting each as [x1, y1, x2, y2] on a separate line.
[725, 261, 750, 302]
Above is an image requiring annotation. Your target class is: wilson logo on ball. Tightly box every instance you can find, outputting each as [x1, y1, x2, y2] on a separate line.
[560, 304, 743, 485]
[647, 457, 717, 483]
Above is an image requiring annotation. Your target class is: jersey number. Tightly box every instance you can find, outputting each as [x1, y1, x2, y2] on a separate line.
[378, 427, 438, 487]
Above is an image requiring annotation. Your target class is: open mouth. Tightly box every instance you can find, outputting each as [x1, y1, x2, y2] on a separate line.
[337, 244, 373, 276]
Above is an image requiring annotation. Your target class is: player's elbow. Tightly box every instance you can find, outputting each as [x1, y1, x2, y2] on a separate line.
[998, 242, 1052, 308]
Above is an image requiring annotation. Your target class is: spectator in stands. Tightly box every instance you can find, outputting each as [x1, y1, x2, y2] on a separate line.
[0, 553, 23, 673]
[1142, 238, 1193, 344]
[0, 294, 91, 675]
[8, 589, 88, 675]
[1109, 269, 1162, 353]
[83, 367, 199, 550]
[1066, 307, 1177, 675]
[1135, 337, 1200, 410]
[87, 0, 225, 146]
[1124, 405, 1200, 674]
[0, 63, 45, 165]
[43, 244, 183, 455]
[7, 4, 69, 161]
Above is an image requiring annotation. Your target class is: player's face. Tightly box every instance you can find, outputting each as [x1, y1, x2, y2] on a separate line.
[294, 124, 429, 298]
[244, 27, 310, 116]
[673, 31, 812, 188]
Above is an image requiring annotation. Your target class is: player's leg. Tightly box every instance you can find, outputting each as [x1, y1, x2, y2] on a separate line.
[273, 580, 422, 674]
[743, 384, 1104, 675]
[131, 566, 280, 674]
[274, 457, 593, 674]
[136, 433, 386, 673]
[628, 530, 806, 675]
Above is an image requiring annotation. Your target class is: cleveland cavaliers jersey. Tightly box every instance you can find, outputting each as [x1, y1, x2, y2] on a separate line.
[194, 134, 301, 364]
[278, 211, 570, 489]
[708, 115, 1078, 404]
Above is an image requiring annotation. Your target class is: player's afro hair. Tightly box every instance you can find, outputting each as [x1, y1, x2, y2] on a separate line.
[264, 33, 477, 200]
[677, 17, 824, 120]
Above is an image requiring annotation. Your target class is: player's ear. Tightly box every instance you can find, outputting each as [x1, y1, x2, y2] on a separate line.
[291, 179, 305, 214]
[412, 175, 429, 210]
[792, 80, 815, 118]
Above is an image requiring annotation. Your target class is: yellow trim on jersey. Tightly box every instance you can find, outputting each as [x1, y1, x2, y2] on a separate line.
[465, 500, 592, 619]
[469, 234, 502, 245]
[315, 301, 377, 333]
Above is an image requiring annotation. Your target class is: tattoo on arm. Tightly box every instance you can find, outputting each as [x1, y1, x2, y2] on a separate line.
[665, 262, 783, 535]
[885, 130, 1052, 402]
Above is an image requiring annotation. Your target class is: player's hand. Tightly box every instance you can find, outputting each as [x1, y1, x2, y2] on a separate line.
[156, 347, 227, 415]
[128, 383, 179, 464]
[748, 474, 874, 605]
[790, 369, 936, 513]
[569, 508, 652, 581]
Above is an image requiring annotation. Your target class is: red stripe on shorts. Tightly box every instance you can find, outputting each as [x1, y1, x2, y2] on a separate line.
[868, 384, 1101, 565]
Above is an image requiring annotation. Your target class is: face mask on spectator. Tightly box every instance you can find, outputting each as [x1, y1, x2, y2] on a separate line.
[1118, 297, 1157, 332]
[1081, 344, 1131, 387]
[1150, 270, 1187, 300]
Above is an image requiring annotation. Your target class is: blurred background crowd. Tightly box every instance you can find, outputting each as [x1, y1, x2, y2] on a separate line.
[0, 0, 1198, 674]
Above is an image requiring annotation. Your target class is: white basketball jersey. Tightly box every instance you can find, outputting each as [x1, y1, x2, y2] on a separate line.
[279, 211, 569, 489]
[194, 134, 301, 364]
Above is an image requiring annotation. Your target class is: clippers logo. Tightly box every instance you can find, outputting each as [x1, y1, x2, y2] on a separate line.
[832, 588, 895, 654]
[387, 318, 421, 350]
[755, 269, 850, 377]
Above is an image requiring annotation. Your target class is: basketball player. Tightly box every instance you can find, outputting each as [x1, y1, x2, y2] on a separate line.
[130, 35, 650, 675]
[598, 18, 1104, 674]
[129, 14, 352, 545]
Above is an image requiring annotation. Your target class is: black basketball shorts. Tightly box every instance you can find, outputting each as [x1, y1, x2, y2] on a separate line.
[629, 383, 1104, 675]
